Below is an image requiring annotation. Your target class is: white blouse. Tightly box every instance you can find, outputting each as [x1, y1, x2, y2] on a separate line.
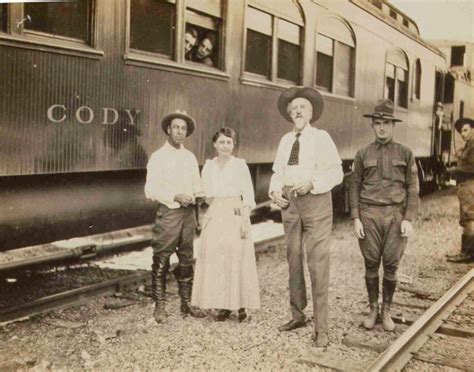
[202, 156, 256, 209]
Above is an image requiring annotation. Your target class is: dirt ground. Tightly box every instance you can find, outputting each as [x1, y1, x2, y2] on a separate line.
[0, 188, 472, 371]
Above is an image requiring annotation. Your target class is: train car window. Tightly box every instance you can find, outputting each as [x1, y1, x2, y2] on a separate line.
[245, 7, 272, 78]
[316, 34, 333, 91]
[389, 9, 397, 20]
[396, 69, 407, 108]
[334, 42, 353, 96]
[451, 46, 465, 66]
[371, 0, 382, 10]
[244, 6, 301, 84]
[130, 0, 176, 57]
[185, 4, 222, 68]
[24, 0, 91, 42]
[315, 17, 355, 97]
[385, 49, 408, 108]
[0, 5, 6, 33]
[414, 59, 421, 100]
[385, 63, 396, 103]
[277, 19, 300, 83]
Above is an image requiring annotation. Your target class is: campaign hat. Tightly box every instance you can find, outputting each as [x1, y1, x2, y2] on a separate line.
[161, 110, 196, 137]
[278, 86, 324, 123]
[364, 99, 402, 122]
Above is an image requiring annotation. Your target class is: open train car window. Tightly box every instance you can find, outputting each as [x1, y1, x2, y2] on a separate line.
[128, 0, 223, 71]
[244, 6, 301, 84]
[385, 49, 408, 108]
[315, 16, 355, 97]
[130, 0, 176, 57]
[24, 0, 91, 43]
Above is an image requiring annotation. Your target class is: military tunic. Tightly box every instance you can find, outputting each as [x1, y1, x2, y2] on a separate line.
[350, 140, 419, 280]
[453, 137, 474, 252]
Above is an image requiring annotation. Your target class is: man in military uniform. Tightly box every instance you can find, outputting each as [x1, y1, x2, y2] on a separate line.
[447, 118, 474, 263]
[350, 99, 419, 331]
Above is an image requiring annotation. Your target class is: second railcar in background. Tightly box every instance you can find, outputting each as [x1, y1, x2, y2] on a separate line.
[0, 0, 447, 250]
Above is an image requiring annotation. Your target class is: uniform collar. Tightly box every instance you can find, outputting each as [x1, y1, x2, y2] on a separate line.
[375, 138, 393, 149]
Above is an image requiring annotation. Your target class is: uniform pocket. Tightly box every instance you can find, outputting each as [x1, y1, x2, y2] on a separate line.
[392, 159, 407, 182]
[363, 159, 378, 180]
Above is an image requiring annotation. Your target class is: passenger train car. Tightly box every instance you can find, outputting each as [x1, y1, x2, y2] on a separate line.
[0, 0, 447, 250]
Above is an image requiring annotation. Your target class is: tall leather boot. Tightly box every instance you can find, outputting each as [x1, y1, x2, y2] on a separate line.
[446, 235, 474, 262]
[381, 278, 396, 331]
[151, 255, 170, 324]
[174, 265, 207, 318]
[362, 276, 379, 329]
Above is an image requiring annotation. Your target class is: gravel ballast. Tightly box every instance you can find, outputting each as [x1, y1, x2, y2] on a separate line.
[0, 188, 472, 371]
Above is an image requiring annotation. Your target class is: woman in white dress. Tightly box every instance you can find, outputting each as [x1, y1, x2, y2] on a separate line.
[191, 127, 260, 321]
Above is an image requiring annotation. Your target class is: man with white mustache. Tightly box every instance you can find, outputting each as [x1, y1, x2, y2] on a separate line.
[269, 87, 343, 348]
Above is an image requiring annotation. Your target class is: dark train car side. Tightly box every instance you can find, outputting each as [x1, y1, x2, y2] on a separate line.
[0, 0, 447, 250]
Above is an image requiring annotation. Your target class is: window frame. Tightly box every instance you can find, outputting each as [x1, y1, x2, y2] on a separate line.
[412, 58, 422, 101]
[314, 17, 356, 99]
[0, 1, 102, 60]
[124, 0, 230, 81]
[241, 4, 303, 90]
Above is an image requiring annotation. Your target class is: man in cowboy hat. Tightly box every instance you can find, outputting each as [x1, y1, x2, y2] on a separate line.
[446, 117, 474, 263]
[350, 99, 419, 332]
[269, 86, 343, 347]
[144, 110, 206, 323]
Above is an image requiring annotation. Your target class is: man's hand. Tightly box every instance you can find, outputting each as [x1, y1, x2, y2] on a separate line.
[400, 220, 413, 238]
[353, 218, 365, 239]
[174, 194, 194, 207]
[270, 191, 290, 209]
[290, 181, 313, 197]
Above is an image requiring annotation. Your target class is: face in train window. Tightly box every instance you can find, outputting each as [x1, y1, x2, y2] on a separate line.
[23, 0, 91, 42]
[185, 1, 222, 68]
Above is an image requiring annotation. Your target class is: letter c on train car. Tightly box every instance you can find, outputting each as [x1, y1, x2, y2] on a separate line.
[75, 106, 94, 124]
[47, 104, 67, 123]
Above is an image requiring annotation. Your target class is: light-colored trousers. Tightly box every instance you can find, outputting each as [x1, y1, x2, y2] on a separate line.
[281, 188, 332, 333]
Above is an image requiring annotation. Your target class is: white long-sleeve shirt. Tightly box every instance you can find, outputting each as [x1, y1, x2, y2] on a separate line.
[202, 156, 256, 209]
[144, 141, 203, 209]
[269, 125, 343, 195]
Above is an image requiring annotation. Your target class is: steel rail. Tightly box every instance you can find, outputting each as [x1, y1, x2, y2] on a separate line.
[365, 268, 474, 372]
[0, 235, 285, 325]
[0, 271, 150, 324]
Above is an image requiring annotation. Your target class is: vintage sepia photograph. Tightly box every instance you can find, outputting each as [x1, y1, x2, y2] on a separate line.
[0, 0, 473, 370]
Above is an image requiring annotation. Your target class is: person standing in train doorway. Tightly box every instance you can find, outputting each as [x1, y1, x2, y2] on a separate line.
[350, 99, 419, 332]
[144, 110, 207, 324]
[269, 87, 343, 348]
[446, 118, 474, 263]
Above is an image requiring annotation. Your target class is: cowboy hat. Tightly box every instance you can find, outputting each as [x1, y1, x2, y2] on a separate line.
[161, 110, 196, 137]
[278, 86, 324, 123]
[454, 117, 474, 133]
[363, 99, 402, 122]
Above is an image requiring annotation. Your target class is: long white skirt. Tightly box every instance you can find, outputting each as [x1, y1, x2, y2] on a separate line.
[191, 197, 260, 310]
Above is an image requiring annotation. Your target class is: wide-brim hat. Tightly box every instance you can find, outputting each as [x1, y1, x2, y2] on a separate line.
[161, 110, 196, 137]
[364, 99, 402, 122]
[278, 86, 324, 123]
[454, 117, 474, 133]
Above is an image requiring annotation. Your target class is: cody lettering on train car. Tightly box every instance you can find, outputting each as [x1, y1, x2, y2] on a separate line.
[47, 104, 141, 125]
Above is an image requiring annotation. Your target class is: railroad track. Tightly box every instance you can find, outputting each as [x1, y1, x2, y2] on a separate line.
[366, 268, 474, 371]
[0, 235, 285, 325]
